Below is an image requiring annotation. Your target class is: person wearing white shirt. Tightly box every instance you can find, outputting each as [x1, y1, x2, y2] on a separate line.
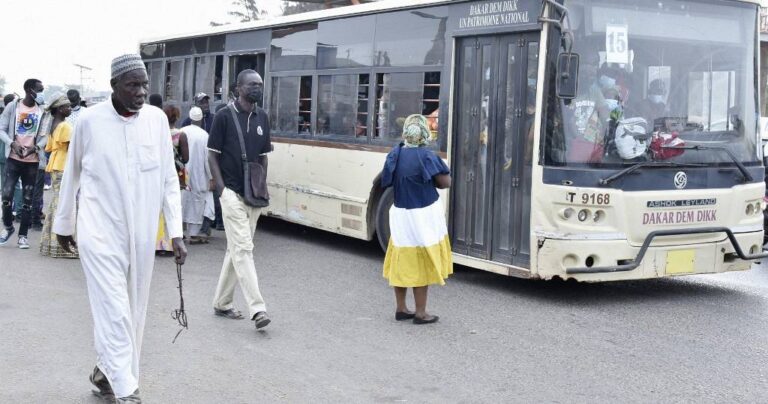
[54, 54, 187, 403]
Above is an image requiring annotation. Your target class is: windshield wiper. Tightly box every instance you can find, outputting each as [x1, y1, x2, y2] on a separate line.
[599, 161, 705, 186]
[662, 145, 753, 183]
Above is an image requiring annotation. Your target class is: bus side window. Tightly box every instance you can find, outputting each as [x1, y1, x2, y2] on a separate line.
[270, 76, 312, 135]
[374, 72, 441, 142]
[316, 74, 369, 137]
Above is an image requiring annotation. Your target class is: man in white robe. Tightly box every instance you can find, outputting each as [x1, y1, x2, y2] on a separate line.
[54, 54, 187, 403]
[181, 106, 215, 241]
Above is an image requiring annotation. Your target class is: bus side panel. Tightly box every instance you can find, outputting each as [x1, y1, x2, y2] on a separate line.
[266, 141, 387, 240]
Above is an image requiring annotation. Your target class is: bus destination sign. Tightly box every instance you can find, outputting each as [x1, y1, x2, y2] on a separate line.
[458, 0, 537, 30]
[643, 199, 718, 225]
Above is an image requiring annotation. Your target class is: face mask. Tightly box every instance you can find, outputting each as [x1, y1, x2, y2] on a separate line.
[244, 88, 263, 104]
[649, 94, 664, 104]
[605, 99, 619, 110]
[33, 91, 45, 105]
[599, 75, 616, 89]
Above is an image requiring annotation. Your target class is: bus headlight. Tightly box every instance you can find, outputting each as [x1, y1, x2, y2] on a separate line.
[578, 209, 589, 222]
[561, 208, 575, 220]
[593, 209, 605, 223]
[746, 203, 755, 216]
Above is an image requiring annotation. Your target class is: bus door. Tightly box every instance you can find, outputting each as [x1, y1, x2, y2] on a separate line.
[451, 33, 539, 267]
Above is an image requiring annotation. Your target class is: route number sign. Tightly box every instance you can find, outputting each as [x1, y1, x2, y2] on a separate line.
[606, 24, 629, 64]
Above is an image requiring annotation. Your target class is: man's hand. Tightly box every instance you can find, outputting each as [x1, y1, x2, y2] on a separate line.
[209, 179, 216, 192]
[9, 141, 23, 157]
[215, 182, 225, 197]
[171, 237, 187, 265]
[56, 235, 77, 254]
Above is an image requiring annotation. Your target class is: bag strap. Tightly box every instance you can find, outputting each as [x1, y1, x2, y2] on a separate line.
[228, 104, 248, 164]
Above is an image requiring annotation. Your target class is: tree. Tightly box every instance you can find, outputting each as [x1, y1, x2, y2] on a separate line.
[281, 1, 325, 16]
[0, 75, 6, 95]
[210, 0, 267, 27]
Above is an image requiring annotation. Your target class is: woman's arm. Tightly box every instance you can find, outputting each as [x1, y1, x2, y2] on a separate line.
[433, 173, 451, 189]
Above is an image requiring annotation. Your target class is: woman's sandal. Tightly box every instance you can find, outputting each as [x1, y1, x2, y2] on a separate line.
[413, 315, 439, 325]
[395, 311, 416, 321]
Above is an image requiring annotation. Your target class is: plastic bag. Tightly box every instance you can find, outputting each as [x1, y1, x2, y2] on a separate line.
[650, 132, 685, 160]
[615, 117, 649, 159]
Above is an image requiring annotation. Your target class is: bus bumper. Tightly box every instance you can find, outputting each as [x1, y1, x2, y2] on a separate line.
[536, 228, 765, 282]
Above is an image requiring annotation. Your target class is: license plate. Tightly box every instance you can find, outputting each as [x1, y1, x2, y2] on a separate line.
[666, 249, 695, 274]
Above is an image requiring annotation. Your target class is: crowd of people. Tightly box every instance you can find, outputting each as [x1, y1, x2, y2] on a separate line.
[0, 54, 453, 403]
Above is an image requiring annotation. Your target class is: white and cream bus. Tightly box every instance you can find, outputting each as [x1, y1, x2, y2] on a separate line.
[141, 0, 767, 281]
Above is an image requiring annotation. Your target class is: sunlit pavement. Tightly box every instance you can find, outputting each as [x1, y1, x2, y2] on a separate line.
[1, 214, 767, 402]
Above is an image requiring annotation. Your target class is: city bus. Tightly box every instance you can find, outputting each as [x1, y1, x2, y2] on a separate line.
[140, 0, 767, 281]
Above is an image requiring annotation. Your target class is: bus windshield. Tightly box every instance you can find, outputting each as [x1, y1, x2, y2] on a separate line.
[545, 0, 759, 168]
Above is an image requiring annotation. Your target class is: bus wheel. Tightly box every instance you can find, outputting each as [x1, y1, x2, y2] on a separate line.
[375, 188, 394, 252]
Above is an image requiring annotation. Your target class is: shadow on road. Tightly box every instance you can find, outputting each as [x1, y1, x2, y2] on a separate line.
[259, 215, 384, 258]
[451, 264, 762, 307]
[258, 216, 760, 306]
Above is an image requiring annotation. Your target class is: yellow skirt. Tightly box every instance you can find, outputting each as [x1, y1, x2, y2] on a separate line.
[382, 200, 453, 287]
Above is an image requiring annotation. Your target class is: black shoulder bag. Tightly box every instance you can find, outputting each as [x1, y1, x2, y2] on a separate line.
[228, 105, 269, 208]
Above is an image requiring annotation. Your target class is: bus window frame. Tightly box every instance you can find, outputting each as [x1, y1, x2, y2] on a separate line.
[267, 65, 444, 150]
[226, 49, 268, 102]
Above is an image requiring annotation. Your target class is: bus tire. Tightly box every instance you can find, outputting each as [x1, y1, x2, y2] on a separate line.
[375, 187, 394, 252]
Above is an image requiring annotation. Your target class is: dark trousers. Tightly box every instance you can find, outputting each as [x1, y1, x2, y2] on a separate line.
[2, 158, 38, 236]
[31, 169, 45, 225]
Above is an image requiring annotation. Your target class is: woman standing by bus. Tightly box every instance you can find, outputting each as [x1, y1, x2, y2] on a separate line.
[381, 114, 452, 324]
[40, 94, 78, 258]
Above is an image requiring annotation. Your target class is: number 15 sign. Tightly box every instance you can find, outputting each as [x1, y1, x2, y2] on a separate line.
[606, 24, 629, 65]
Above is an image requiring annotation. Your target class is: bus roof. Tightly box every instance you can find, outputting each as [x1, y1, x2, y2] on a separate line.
[140, 0, 455, 45]
[140, 0, 763, 45]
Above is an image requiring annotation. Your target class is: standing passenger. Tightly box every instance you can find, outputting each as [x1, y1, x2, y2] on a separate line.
[180, 92, 214, 132]
[181, 106, 215, 243]
[381, 114, 452, 324]
[40, 93, 77, 258]
[209, 69, 272, 330]
[54, 54, 186, 402]
[148, 93, 163, 109]
[66, 89, 85, 127]
[0, 79, 49, 249]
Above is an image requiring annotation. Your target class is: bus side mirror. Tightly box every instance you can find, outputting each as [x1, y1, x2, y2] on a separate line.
[556, 52, 579, 99]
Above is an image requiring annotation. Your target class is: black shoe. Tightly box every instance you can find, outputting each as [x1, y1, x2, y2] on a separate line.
[395, 311, 415, 321]
[413, 315, 439, 325]
[30, 222, 43, 231]
[253, 311, 271, 329]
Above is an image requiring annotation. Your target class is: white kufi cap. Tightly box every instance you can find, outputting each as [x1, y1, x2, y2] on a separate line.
[189, 106, 203, 122]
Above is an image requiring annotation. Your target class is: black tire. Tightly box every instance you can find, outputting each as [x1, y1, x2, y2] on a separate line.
[375, 187, 394, 252]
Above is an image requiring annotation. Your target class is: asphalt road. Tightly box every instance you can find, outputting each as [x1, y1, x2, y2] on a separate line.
[1, 215, 767, 403]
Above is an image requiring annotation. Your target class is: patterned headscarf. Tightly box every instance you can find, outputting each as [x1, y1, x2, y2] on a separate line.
[402, 114, 430, 148]
[45, 92, 69, 111]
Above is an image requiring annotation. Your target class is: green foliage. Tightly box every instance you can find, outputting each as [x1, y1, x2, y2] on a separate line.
[210, 0, 266, 27]
[281, 1, 325, 16]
